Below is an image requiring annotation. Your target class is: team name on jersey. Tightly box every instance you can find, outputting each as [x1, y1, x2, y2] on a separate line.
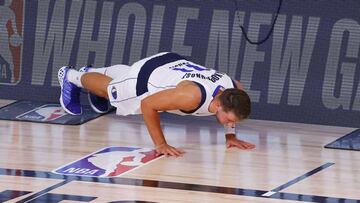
[181, 72, 225, 83]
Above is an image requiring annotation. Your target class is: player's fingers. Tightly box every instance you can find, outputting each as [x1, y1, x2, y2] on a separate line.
[248, 144, 256, 149]
[169, 148, 178, 156]
[167, 146, 182, 156]
[233, 141, 245, 148]
[163, 148, 175, 157]
[174, 148, 184, 156]
[236, 140, 253, 149]
[170, 148, 182, 157]
[176, 149, 184, 156]
[244, 144, 255, 150]
[238, 142, 249, 149]
[177, 148, 185, 154]
[227, 142, 237, 148]
[159, 148, 172, 157]
[175, 148, 185, 155]
[155, 150, 163, 156]
[245, 142, 255, 149]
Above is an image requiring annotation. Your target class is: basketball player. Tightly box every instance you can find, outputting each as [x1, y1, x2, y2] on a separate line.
[58, 52, 255, 157]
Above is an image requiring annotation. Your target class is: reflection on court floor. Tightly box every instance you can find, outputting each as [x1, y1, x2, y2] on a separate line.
[0, 112, 359, 202]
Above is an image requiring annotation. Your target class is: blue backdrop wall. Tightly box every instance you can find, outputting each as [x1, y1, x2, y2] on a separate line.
[0, 0, 359, 127]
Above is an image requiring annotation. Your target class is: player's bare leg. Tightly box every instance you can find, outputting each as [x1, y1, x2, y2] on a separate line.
[58, 64, 129, 114]
[81, 72, 112, 99]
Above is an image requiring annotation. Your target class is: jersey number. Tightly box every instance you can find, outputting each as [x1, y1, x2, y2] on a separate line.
[173, 64, 207, 72]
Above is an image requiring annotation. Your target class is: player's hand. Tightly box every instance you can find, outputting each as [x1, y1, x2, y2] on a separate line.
[155, 143, 185, 157]
[226, 134, 255, 150]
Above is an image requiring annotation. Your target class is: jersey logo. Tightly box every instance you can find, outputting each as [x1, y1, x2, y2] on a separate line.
[111, 86, 117, 99]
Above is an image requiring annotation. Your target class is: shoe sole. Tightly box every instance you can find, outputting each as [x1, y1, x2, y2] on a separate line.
[58, 66, 82, 115]
[59, 95, 80, 115]
[88, 93, 109, 114]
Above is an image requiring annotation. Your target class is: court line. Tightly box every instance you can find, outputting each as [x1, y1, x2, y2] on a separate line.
[262, 162, 335, 197]
[0, 190, 31, 202]
[1, 168, 359, 202]
[15, 180, 72, 203]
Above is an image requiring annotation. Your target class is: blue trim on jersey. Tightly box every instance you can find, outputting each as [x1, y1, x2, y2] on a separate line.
[180, 82, 206, 114]
[212, 85, 222, 97]
[232, 79, 237, 88]
[136, 53, 187, 96]
[172, 67, 193, 72]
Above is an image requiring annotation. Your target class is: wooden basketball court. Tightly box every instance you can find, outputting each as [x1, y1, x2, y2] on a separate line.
[0, 99, 359, 202]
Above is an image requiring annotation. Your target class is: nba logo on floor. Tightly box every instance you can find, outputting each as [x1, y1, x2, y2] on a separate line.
[53, 147, 161, 177]
[0, 0, 24, 84]
[16, 104, 67, 122]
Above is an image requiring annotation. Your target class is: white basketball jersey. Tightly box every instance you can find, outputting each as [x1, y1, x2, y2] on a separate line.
[108, 52, 236, 116]
[145, 53, 236, 116]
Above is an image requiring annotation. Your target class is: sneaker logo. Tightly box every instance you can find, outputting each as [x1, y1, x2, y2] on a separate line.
[111, 86, 117, 99]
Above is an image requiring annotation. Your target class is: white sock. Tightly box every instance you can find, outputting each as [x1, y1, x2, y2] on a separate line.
[84, 67, 106, 75]
[67, 69, 85, 88]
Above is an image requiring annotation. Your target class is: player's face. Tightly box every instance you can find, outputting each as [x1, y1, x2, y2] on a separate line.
[215, 107, 239, 125]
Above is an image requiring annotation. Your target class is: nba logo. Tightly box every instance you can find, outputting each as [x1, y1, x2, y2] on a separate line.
[0, 0, 24, 84]
[16, 104, 67, 122]
[53, 147, 162, 177]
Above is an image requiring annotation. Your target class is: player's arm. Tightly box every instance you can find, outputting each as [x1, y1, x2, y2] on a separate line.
[140, 81, 201, 157]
